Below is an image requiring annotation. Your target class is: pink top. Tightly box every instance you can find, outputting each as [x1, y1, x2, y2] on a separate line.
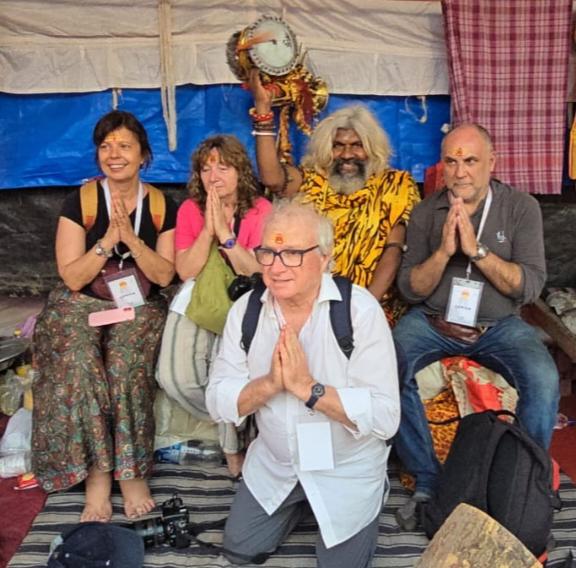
[175, 197, 272, 251]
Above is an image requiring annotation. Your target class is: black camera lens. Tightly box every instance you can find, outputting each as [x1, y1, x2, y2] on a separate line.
[130, 494, 192, 549]
[227, 273, 262, 301]
[132, 517, 166, 548]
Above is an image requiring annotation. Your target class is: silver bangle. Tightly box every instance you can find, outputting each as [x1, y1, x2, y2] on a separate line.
[130, 239, 145, 259]
[251, 130, 277, 137]
[384, 242, 408, 253]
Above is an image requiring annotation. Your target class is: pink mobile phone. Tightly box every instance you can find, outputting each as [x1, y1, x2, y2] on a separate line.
[88, 306, 136, 327]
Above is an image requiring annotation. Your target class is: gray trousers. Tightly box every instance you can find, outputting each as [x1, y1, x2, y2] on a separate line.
[222, 480, 379, 568]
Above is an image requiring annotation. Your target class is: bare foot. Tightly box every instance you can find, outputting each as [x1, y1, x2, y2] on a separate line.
[224, 452, 244, 478]
[119, 478, 156, 519]
[81, 467, 113, 523]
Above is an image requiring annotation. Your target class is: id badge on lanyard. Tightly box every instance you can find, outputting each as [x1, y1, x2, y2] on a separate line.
[296, 411, 335, 472]
[104, 268, 146, 308]
[445, 278, 484, 327]
[445, 188, 492, 328]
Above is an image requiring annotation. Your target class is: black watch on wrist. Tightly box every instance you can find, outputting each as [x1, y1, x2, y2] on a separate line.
[305, 383, 326, 409]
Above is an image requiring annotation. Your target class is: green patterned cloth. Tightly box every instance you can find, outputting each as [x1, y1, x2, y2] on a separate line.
[32, 283, 167, 493]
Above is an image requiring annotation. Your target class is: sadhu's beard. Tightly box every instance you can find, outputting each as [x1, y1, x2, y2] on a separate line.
[328, 158, 369, 195]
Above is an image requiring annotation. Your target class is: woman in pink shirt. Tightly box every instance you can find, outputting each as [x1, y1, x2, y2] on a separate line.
[175, 135, 271, 279]
[158, 135, 271, 477]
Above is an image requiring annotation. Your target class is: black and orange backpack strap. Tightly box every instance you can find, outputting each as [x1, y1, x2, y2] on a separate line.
[145, 183, 166, 233]
[79, 180, 166, 234]
[79, 179, 99, 232]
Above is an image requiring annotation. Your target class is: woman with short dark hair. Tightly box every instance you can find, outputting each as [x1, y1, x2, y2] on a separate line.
[32, 110, 178, 522]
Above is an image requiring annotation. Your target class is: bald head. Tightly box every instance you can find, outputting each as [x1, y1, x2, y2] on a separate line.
[442, 123, 494, 155]
[441, 123, 496, 208]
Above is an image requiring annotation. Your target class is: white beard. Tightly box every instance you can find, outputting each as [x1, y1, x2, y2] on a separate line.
[328, 157, 371, 195]
[328, 172, 367, 195]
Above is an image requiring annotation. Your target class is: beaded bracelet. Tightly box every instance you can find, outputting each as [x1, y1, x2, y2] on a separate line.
[249, 107, 275, 123]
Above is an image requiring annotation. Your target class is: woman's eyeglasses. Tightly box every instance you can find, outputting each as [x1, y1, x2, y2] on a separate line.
[254, 245, 319, 268]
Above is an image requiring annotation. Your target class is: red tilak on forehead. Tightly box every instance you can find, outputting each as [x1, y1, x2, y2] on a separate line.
[453, 147, 465, 157]
[273, 233, 284, 245]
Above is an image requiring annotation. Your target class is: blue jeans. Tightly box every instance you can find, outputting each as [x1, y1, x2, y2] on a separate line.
[392, 307, 560, 496]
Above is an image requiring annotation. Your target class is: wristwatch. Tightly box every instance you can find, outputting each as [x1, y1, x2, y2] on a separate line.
[219, 235, 237, 250]
[470, 242, 490, 263]
[95, 239, 113, 258]
[305, 383, 326, 409]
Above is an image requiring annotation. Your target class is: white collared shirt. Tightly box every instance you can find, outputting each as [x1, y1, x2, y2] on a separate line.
[206, 274, 400, 548]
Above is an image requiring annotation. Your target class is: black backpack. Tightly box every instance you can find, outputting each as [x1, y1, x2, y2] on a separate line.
[421, 409, 561, 557]
[240, 275, 354, 358]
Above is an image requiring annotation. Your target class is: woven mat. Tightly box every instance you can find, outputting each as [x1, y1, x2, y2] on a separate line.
[8, 462, 576, 567]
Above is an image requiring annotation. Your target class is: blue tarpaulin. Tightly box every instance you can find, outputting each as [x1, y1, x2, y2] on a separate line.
[0, 86, 450, 190]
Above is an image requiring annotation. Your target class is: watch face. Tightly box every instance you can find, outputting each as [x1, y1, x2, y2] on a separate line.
[311, 383, 325, 397]
[248, 16, 298, 76]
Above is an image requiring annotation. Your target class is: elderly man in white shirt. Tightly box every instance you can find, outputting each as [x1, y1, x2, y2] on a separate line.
[206, 200, 400, 568]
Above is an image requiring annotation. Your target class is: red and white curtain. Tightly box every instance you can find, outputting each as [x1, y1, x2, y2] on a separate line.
[442, 0, 573, 195]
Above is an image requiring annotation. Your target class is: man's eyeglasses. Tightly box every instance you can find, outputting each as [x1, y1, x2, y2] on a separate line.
[254, 245, 319, 268]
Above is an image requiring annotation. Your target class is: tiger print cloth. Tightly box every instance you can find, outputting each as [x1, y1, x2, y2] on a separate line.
[299, 168, 420, 322]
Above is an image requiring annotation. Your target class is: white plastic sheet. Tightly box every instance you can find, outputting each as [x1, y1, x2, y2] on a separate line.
[0, 408, 32, 477]
[0, 0, 448, 96]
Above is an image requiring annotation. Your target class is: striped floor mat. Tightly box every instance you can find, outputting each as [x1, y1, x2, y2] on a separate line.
[9, 462, 576, 567]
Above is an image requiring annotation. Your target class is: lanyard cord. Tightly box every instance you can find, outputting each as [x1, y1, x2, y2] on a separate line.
[465, 187, 492, 279]
[102, 179, 144, 269]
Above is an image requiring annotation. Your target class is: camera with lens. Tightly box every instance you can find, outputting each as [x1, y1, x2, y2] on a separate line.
[131, 494, 192, 548]
[227, 272, 263, 301]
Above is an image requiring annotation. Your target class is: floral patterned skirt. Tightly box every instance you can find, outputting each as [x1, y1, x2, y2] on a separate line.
[31, 284, 167, 493]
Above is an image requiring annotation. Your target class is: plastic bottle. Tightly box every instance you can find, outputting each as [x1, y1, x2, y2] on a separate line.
[154, 440, 223, 465]
[16, 365, 36, 411]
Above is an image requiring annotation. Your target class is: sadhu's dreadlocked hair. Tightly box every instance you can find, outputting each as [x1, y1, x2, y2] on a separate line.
[301, 105, 392, 178]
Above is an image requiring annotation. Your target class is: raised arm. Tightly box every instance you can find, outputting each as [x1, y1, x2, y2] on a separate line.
[248, 69, 302, 196]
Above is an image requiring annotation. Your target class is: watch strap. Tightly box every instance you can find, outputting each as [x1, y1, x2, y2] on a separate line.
[470, 243, 489, 263]
[305, 383, 325, 409]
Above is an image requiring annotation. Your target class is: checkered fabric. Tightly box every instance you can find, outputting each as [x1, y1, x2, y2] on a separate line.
[441, 0, 572, 195]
